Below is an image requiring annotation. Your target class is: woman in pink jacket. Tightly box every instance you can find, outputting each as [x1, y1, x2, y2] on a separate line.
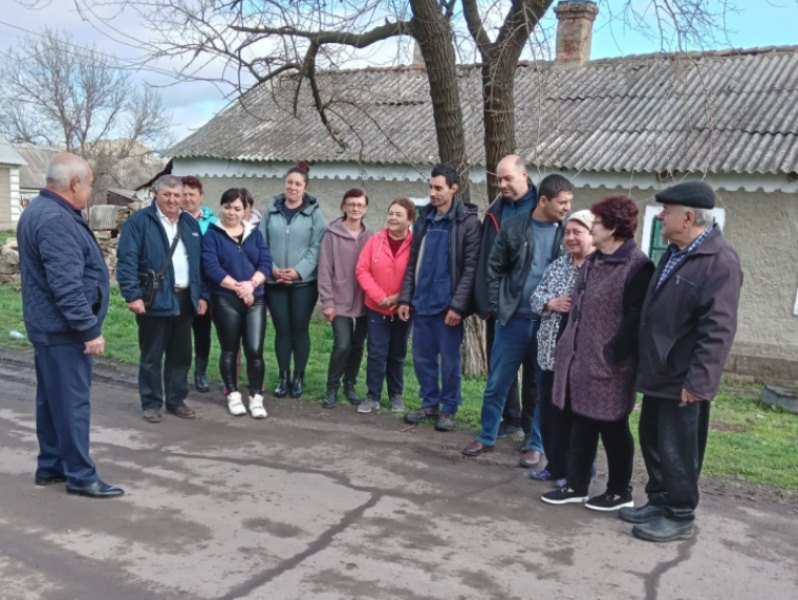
[355, 198, 416, 414]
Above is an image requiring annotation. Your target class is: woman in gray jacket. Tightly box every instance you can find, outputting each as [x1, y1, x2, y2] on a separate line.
[317, 188, 373, 409]
[260, 163, 326, 398]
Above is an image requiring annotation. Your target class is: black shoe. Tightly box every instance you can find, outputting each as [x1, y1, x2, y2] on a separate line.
[66, 480, 125, 499]
[497, 422, 523, 439]
[35, 473, 66, 486]
[586, 488, 635, 512]
[343, 381, 362, 405]
[619, 502, 667, 524]
[274, 370, 290, 398]
[194, 359, 210, 393]
[290, 373, 304, 398]
[632, 515, 695, 542]
[322, 389, 337, 409]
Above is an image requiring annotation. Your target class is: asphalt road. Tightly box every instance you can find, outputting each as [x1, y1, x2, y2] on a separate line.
[1, 348, 796, 600]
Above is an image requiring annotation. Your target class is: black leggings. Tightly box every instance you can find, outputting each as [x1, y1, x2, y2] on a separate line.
[192, 310, 212, 362]
[266, 283, 318, 374]
[211, 295, 267, 394]
[567, 411, 634, 496]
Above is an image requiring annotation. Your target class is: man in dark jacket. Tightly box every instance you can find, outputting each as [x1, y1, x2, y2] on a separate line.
[474, 155, 540, 455]
[117, 175, 208, 423]
[462, 174, 572, 460]
[622, 181, 743, 542]
[398, 164, 481, 432]
[17, 153, 123, 498]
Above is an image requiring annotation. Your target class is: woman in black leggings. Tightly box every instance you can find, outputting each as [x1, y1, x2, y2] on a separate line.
[260, 163, 326, 398]
[202, 189, 273, 418]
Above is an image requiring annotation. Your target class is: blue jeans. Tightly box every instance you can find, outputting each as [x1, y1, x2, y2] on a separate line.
[365, 309, 411, 401]
[412, 312, 464, 415]
[478, 317, 542, 446]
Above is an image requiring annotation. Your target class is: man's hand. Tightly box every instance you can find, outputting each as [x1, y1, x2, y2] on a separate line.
[127, 299, 146, 314]
[681, 388, 700, 404]
[84, 335, 105, 356]
[444, 310, 462, 326]
[546, 295, 572, 314]
[198, 299, 208, 316]
[323, 307, 336, 322]
[397, 304, 412, 322]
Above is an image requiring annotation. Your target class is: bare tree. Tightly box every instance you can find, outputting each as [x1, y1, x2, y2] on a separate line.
[1, 31, 169, 146]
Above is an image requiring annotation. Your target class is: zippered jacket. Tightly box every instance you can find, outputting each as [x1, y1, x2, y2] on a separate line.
[202, 221, 273, 298]
[318, 216, 373, 317]
[356, 228, 413, 316]
[260, 193, 326, 284]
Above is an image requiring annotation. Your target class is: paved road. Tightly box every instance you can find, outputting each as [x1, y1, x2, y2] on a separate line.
[0, 349, 796, 600]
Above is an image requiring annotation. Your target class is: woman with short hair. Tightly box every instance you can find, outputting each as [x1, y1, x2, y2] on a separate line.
[202, 189, 272, 418]
[542, 196, 654, 511]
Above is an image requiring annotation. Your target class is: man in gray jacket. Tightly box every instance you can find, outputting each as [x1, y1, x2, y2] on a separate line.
[622, 181, 743, 542]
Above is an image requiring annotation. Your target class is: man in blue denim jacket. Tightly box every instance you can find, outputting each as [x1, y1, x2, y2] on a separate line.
[17, 153, 124, 498]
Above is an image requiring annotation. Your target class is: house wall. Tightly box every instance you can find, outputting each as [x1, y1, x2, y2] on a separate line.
[174, 159, 798, 381]
[0, 167, 12, 230]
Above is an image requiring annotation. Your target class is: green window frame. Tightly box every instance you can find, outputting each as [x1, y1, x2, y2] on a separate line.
[649, 216, 668, 265]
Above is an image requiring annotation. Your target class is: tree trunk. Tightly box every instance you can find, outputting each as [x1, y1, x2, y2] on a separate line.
[482, 55, 518, 201]
[461, 316, 488, 377]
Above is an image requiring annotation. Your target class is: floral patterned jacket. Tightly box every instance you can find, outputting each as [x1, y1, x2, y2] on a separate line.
[530, 254, 583, 371]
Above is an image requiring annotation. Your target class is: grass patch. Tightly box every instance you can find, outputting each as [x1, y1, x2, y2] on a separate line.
[2, 283, 796, 490]
[0, 229, 16, 245]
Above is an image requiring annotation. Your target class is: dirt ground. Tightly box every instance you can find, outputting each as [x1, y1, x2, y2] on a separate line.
[1, 348, 796, 600]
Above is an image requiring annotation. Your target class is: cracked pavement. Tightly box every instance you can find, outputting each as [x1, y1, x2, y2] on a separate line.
[0, 349, 796, 600]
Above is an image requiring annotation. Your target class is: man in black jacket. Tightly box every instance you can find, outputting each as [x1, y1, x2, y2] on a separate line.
[398, 164, 481, 432]
[462, 174, 572, 459]
[622, 181, 742, 542]
[474, 155, 539, 457]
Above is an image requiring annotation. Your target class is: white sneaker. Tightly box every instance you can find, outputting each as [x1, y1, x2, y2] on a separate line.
[227, 391, 246, 416]
[248, 394, 267, 419]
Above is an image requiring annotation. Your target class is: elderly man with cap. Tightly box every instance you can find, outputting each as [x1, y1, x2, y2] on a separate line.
[621, 181, 742, 542]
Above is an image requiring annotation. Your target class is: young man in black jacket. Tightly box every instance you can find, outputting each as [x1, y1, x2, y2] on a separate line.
[398, 164, 481, 432]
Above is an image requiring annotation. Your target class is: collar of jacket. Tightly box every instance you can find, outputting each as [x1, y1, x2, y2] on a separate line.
[269, 192, 319, 215]
[595, 238, 638, 264]
[209, 220, 255, 242]
[420, 199, 477, 222]
[39, 188, 81, 214]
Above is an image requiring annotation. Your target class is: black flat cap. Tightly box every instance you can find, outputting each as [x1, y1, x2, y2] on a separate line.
[655, 181, 715, 209]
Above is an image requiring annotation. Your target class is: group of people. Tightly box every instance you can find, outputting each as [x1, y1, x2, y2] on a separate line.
[18, 152, 742, 545]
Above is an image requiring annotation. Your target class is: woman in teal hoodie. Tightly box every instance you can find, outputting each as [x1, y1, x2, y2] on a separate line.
[260, 163, 326, 398]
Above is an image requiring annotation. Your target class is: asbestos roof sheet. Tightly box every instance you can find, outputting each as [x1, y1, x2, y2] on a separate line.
[170, 46, 798, 176]
[0, 135, 26, 167]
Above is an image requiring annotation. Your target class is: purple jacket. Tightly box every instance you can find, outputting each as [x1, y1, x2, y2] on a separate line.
[553, 240, 654, 421]
[317, 217, 373, 318]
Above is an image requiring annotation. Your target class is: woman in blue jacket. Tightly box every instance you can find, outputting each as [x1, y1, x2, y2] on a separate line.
[202, 189, 273, 418]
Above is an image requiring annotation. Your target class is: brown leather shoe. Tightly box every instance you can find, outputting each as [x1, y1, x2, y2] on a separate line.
[462, 440, 494, 457]
[166, 405, 196, 419]
[518, 450, 542, 468]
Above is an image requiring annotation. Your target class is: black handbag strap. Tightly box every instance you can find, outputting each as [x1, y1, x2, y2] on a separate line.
[156, 233, 181, 278]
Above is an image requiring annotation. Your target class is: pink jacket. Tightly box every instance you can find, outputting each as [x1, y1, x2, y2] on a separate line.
[356, 228, 413, 316]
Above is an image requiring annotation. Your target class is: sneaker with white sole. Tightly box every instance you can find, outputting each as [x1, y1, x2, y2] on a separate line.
[541, 486, 589, 505]
[227, 391, 247, 416]
[357, 398, 380, 414]
[585, 489, 634, 512]
[389, 395, 405, 413]
[248, 394, 267, 419]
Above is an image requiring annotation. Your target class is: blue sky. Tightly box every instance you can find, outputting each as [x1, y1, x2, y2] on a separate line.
[1, 0, 796, 139]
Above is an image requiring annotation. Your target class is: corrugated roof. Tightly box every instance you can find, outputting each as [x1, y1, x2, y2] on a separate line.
[0, 135, 26, 167]
[170, 46, 798, 176]
[13, 143, 59, 190]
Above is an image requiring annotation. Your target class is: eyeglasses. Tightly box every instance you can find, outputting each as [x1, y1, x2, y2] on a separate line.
[345, 203, 367, 210]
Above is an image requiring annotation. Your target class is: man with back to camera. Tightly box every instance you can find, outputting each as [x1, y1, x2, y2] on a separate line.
[398, 163, 481, 433]
[17, 153, 124, 498]
[622, 181, 742, 542]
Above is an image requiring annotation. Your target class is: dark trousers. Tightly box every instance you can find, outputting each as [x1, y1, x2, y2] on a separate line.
[136, 291, 193, 411]
[326, 315, 367, 391]
[539, 368, 571, 479]
[567, 411, 634, 496]
[192, 309, 212, 363]
[486, 318, 535, 433]
[365, 308, 411, 401]
[34, 343, 97, 487]
[266, 283, 318, 374]
[212, 295, 267, 394]
[639, 395, 711, 521]
[412, 312, 464, 415]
